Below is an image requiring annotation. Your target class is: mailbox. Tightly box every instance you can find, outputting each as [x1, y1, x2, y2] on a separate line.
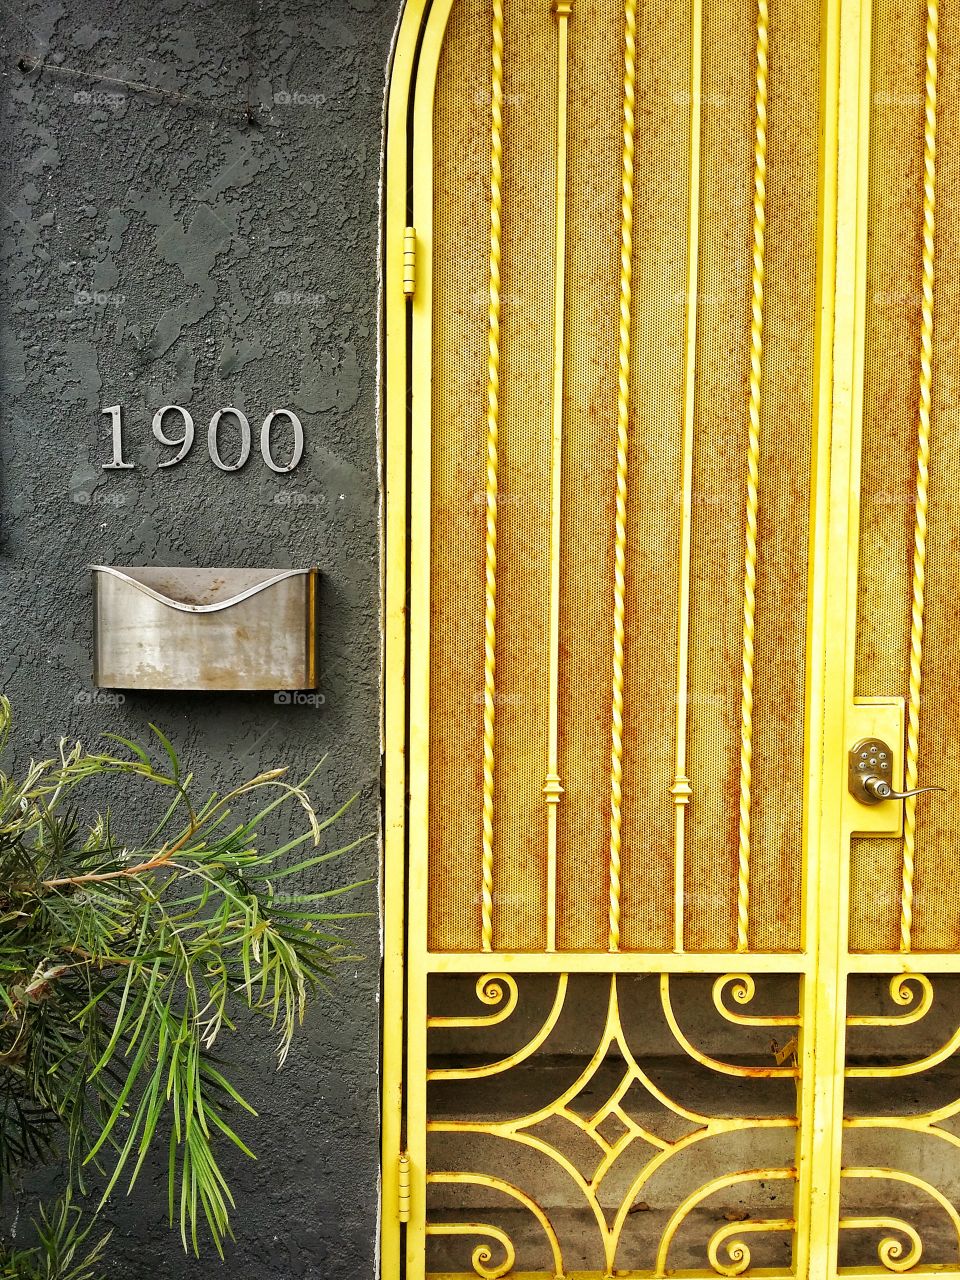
[92, 566, 318, 692]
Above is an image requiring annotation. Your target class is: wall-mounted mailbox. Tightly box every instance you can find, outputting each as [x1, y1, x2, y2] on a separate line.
[93, 566, 318, 692]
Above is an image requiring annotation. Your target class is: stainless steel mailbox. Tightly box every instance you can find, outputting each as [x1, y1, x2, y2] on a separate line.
[93, 566, 318, 691]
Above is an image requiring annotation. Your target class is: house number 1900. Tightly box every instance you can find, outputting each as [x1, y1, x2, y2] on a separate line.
[101, 404, 305, 474]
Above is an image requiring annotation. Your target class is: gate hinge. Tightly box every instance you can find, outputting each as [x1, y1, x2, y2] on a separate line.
[398, 1150, 411, 1222]
[402, 227, 417, 300]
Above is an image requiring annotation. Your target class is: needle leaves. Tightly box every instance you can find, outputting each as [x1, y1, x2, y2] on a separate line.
[0, 696, 368, 1265]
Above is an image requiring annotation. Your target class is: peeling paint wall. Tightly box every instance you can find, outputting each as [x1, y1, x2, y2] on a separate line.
[0, 0, 396, 1274]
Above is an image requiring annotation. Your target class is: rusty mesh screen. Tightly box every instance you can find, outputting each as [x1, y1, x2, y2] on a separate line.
[555, 0, 689, 953]
[428, 0, 817, 954]
[429, 0, 557, 952]
[553, 0, 623, 953]
[427, 0, 490, 953]
[851, 0, 960, 953]
[683, 0, 817, 951]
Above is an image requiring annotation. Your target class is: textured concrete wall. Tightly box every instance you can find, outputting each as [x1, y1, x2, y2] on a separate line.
[0, 0, 397, 1275]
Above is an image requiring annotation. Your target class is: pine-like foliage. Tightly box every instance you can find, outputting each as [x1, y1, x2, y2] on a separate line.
[0, 696, 367, 1270]
[0, 1194, 109, 1279]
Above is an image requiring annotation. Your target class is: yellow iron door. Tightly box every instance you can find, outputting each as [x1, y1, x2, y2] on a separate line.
[381, 0, 960, 1275]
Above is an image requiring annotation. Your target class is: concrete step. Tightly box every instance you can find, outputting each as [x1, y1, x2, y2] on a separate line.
[427, 972, 960, 1060]
[429, 1052, 960, 1122]
[424, 1202, 960, 1275]
[428, 1054, 798, 1125]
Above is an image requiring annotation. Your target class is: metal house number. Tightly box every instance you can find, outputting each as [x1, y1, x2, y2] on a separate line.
[101, 404, 305, 474]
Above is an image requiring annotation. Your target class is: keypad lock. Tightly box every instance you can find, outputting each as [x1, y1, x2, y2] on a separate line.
[848, 737, 943, 806]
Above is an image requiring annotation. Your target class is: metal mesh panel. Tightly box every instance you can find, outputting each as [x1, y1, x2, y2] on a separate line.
[849, 0, 923, 954]
[429, 0, 557, 953]
[617, 0, 690, 953]
[684, 0, 817, 951]
[428, 0, 816, 955]
[747, 0, 819, 953]
[555, 0, 622, 953]
[914, 1, 960, 951]
[428, 0, 490, 952]
[555, 0, 689, 953]
[850, 0, 960, 953]
[487, 0, 557, 951]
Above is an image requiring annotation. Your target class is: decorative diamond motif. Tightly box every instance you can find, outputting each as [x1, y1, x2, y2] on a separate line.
[426, 973, 800, 1276]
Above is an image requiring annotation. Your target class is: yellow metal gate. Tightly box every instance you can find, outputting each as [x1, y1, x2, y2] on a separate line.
[381, 0, 960, 1274]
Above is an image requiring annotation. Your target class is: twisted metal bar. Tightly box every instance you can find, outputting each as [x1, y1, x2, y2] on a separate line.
[901, 0, 939, 954]
[607, 0, 639, 953]
[481, 0, 505, 953]
[736, 0, 769, 954]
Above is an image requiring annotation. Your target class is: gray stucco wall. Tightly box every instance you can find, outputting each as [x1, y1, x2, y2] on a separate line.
[0, 0, 396, 1274]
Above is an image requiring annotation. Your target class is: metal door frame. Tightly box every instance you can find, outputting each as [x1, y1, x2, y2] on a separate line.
[379, 0, 938, 1275]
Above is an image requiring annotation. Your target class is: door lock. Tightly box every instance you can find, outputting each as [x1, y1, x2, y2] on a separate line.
[848, 737, 943, 806]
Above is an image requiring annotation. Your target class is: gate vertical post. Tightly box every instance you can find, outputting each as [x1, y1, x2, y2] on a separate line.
[382, 2, 428, 1274]
[794, 0, 873, 1274]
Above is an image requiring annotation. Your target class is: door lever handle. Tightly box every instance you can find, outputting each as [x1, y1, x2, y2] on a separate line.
[859, 776, 943, 803]
[849, 737, 944, 807]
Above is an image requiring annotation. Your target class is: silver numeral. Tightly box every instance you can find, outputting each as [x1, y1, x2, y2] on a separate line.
[152, 405, 195, 467]
[101, 404, 134, 469]
[260, 409, 305, 474]
[208, 407, 252, 472]
[100, 405, 305, 473]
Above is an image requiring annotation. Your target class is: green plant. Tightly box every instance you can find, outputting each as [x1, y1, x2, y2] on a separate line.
[0, 696, 367, 1271]
[0, 1194, 109, 1280]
